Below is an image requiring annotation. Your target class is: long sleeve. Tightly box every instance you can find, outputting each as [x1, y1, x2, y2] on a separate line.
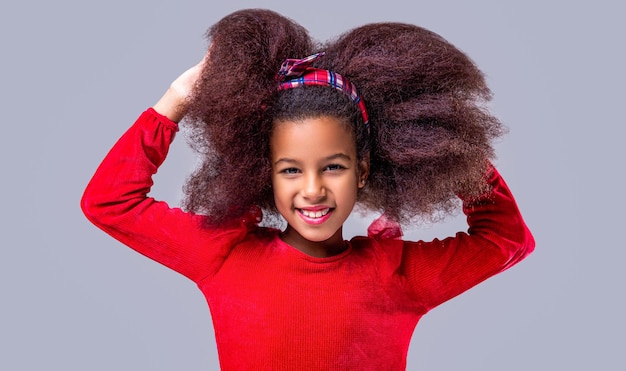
[393, 167, 535, 309]
[80, 109, 249, 283]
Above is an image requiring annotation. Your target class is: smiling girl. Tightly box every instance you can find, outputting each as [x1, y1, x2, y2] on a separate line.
[82, 8, 534, 370]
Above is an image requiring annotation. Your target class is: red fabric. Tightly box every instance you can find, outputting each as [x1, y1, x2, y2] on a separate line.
[81, 109, 535, 370]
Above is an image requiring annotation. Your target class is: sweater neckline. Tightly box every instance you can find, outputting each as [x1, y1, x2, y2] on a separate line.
[273, 234, 353, 264]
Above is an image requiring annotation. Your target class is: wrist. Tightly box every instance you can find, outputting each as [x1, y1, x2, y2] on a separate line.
[152, 86, 188, 123]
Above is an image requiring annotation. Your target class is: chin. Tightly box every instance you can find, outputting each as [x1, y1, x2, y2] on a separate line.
[304, 228, 343, 243]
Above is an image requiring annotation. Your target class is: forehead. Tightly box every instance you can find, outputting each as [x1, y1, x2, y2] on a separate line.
[270, 116, 356, 158]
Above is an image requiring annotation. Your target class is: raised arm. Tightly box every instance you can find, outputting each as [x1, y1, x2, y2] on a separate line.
[152, 55, 206, 122]
[81, 58, 249, 283]
[397, 166, 535, 309]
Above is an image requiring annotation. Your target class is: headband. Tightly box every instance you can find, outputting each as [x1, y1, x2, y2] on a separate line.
[276, 52, 370, 133]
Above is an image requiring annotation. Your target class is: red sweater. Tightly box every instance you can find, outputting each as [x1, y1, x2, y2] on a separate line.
[81, 109, 534, 370]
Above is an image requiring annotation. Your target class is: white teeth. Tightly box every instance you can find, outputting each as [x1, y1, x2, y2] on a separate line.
[300, 208, 330, 218]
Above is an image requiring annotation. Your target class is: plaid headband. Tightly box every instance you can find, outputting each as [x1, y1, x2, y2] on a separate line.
[276, 52, 370, 133]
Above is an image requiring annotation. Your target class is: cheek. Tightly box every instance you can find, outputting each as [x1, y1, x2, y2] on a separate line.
[271, 178, 290, 205]
[336, 177, 360, 201]
[270, 177, 280, 199]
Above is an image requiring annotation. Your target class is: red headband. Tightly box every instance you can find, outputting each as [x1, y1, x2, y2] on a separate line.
[276, 52, 370, 133]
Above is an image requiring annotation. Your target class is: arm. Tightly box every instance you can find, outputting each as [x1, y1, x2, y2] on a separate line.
[399, 166, 535, 309]
[81, 59, 249, 283]
[152, 56, 205, 123]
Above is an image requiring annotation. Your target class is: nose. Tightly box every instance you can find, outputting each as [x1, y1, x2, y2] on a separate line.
[301, 173, 326, 201]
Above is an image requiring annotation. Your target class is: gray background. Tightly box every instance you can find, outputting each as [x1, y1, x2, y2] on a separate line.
[1, 0, 623, 370]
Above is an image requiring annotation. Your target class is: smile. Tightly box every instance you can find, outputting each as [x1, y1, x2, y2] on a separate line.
[299, 208, 330, 218]
[297, 208, 333, 225]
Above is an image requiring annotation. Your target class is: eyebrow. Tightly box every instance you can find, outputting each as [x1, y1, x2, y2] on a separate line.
[273, 153, 352, 166]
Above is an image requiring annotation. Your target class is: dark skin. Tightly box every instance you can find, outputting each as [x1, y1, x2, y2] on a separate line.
[271, 116, 368, 257]
[154, 60, 369, 258]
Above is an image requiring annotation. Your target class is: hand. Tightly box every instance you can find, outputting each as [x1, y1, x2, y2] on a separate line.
[153, 54, 207, 122]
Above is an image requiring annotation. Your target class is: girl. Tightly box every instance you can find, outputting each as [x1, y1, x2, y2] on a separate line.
[82, 8, 534, 370]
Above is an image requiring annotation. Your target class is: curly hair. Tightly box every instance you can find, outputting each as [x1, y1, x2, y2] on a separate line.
[318, 23, 506, 223]
[183, 10, 504, 226]
[183, 9, 314, 223]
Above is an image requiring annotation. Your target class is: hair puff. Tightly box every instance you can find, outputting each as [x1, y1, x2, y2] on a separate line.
[183, 9, 314, 224]
[182, 12, 505, 227]
[319, 23, 506, 223]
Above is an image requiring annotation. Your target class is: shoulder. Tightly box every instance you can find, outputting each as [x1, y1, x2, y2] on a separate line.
[349, 235, 408, 270]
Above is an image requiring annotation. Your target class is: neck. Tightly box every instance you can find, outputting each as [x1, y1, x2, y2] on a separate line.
[280, 226, 347, 258]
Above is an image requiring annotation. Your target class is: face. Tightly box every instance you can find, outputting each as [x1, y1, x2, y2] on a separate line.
[270, 116, 369, 257]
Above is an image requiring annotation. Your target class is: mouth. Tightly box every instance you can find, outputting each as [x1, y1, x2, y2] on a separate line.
[297, 207, 333, 224]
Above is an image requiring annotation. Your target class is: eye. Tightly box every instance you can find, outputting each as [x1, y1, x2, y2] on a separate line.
[280, 167, 300, 175]
[324, 164, 347, 172]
